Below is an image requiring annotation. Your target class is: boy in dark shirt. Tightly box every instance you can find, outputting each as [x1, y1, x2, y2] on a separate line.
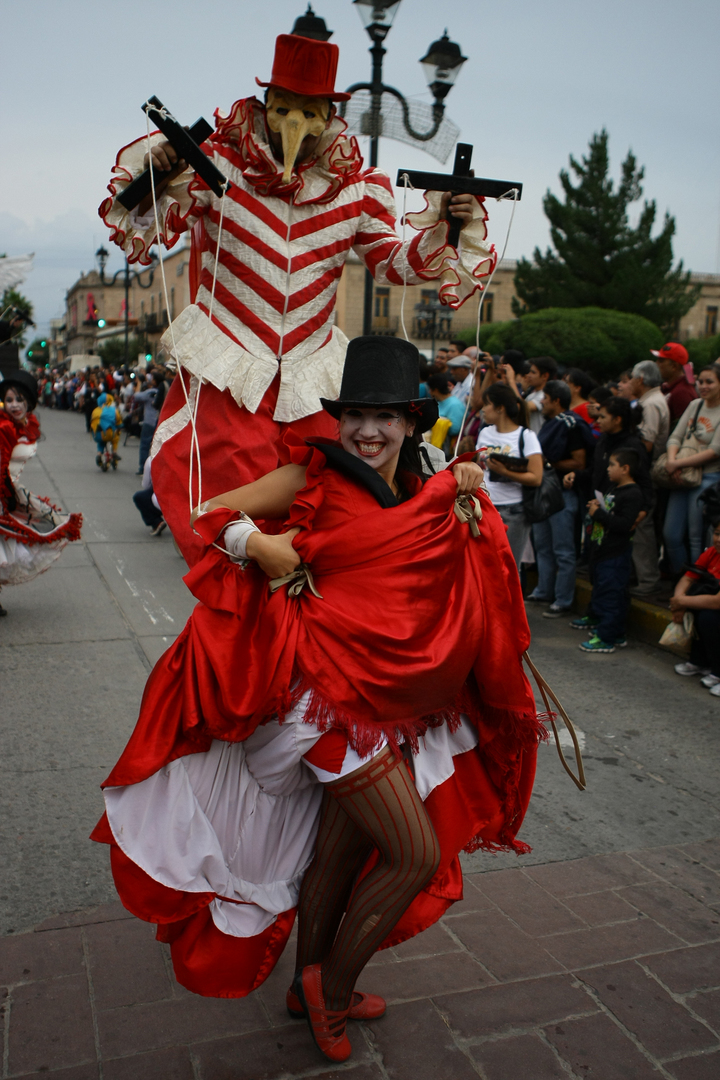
[572, 448, 644, 653]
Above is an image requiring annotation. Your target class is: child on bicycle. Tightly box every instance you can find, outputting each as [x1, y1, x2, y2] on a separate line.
[91, 393, 122, 467]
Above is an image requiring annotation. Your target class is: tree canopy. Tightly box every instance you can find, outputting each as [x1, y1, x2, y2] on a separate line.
[97, 334, 142, 368]
[513, 130, 698, 334]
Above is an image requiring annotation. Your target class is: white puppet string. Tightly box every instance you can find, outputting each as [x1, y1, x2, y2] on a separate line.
[399, 171, 412, 342]
[144, 102, 229, 514]
[455, 186, 520, 449]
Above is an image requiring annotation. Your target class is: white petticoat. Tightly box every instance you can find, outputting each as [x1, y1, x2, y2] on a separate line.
[0, 536, 68, 586]
[104, 691, 479, 940]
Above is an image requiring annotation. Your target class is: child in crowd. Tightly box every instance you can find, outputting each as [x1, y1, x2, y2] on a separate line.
[571, 448, 644, 653]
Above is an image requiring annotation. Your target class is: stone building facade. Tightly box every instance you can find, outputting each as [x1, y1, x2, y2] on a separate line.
[58, 239, 191, 365]
[333, 253, 518, 355]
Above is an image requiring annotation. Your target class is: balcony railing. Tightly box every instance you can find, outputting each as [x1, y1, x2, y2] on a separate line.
[412, 317, 454, 341]
[370, 316, 399, 336]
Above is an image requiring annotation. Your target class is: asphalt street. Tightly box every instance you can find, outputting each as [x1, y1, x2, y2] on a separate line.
[1, 408, 719, 935]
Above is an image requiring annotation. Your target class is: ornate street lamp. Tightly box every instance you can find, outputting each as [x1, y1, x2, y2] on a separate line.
[345, 2, 467, 333]
[291, 4, 333, 40]
[419, 31, 468, 104]
[95, 245, 158, 367]
[352, 0, 402, 41]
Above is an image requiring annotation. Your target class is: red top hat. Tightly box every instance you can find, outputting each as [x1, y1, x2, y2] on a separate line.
[256, 34, 351, 102]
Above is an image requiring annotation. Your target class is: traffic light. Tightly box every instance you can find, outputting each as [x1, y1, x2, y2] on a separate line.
[145, 352, 152, 361]
[97, 320, 106, 329]
[40, 340, 47, 347]
[27, 350, 33, 358]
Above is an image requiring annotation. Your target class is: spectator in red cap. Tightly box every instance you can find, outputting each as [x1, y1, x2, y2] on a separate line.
[652, 342, 698, 428]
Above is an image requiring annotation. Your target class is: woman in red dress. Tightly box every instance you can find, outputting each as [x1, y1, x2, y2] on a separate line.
[93, 337, 540, 1064]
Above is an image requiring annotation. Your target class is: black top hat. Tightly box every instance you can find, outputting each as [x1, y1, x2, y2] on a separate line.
[320, 337, 438, 433]
[0, 370, 38, 411]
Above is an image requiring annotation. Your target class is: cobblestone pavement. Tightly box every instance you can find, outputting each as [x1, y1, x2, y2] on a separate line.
[2, 838, 719, 1079]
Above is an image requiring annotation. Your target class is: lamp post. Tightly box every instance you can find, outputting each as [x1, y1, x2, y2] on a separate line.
[345, 2, 467, 335]
[95, 246, 158, 367]
[291, 4, 333, 40]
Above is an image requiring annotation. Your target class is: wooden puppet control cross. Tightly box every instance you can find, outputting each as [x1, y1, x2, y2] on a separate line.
[117, 96, 231, 212]
[397, 143, 522, 248]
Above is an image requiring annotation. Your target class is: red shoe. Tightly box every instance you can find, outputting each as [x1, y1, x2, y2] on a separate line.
[299, 964, 352, 1063]
[287, 985, 386, 1021]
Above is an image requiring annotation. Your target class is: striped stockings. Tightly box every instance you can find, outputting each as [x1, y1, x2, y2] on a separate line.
[296, 746, 441, 1012]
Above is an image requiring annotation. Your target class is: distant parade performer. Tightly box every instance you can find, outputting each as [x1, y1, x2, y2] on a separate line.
[99, 32, 496, 566]
[0, 372, 83, 614]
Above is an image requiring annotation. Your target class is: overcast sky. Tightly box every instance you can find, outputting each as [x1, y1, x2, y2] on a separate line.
[2, 0, 718, 340]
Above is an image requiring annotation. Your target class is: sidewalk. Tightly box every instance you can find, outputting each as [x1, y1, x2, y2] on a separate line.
[2, 839, 719, 1080]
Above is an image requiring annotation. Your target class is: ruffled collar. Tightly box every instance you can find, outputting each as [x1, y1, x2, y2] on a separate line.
[212, 96, 364, 205]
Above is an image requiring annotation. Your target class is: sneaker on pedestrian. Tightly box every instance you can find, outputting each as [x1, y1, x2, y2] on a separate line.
[674, 661, 711, 677]
[543, 604, 571, 619]
[579, 635, 616, 653]
[709, 683, 720, 698]
[526, 593, 551, 603]
[570, 615, 598, 630]
[614, 636, 628, 648]
[701, 673, 720, 688]
[150, 519, 167, 537]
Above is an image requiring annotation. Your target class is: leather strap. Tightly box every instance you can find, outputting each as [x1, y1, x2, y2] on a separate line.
[523, 651, 587, 791]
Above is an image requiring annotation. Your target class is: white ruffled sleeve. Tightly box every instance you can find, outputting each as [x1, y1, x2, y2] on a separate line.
[98, 133, 210, 265]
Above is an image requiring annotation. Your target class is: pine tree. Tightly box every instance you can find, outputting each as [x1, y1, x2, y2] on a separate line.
[513, 130, 698, 333]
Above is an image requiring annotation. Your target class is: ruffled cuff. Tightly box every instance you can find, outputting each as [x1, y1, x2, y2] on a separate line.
[405, 193, 497, 309]
[98, 133, 201, 265]
[192, 506, 242, 546]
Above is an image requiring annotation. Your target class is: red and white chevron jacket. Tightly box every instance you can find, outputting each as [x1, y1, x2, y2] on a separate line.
[100, 97, 495, 422]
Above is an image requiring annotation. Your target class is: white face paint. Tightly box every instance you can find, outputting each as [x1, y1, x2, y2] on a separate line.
[3, 387, 28, 423]
[339, 407, 415, 478]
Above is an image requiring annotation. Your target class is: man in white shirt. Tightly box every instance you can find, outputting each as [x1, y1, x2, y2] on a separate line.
[523, 357, 558, 435]
[449, 356, 473, 401]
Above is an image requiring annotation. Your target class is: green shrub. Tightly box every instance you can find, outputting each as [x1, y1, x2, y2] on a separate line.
[457, 307, 663, 380]
[686, 335, 720, 370]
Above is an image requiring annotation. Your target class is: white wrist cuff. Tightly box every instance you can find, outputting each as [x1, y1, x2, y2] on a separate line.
[223, 517, 261, 560]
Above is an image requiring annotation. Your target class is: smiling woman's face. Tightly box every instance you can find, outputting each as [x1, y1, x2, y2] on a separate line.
[339, 407, 415, 474]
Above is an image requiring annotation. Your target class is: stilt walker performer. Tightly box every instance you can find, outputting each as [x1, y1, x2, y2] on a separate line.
[99, 32, 495, 565]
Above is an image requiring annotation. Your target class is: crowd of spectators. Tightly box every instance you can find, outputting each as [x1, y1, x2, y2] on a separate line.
[36, 362, 173, 475]
[419, 338, 720, 675]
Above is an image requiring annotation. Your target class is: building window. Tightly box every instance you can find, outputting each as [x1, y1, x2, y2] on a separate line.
[420, 289, 438, 304]
[151, 294, 155, 314]
[706, 306, 718, 337]
[170, 287, 175, 320]
[480, 292, 494, 323]
[374, 288, 390, 319]
[140, 300, 145, 317]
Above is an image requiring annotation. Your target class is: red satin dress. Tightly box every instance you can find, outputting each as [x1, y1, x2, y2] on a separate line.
[92, 439, 540, 998]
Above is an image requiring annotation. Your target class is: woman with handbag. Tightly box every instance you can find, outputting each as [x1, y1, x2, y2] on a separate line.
[476, 383, 543, 565]
[662, 364, 720, 572]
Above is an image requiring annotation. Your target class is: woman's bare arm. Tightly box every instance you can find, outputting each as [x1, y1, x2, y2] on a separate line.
[193, 463, 307, 522]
